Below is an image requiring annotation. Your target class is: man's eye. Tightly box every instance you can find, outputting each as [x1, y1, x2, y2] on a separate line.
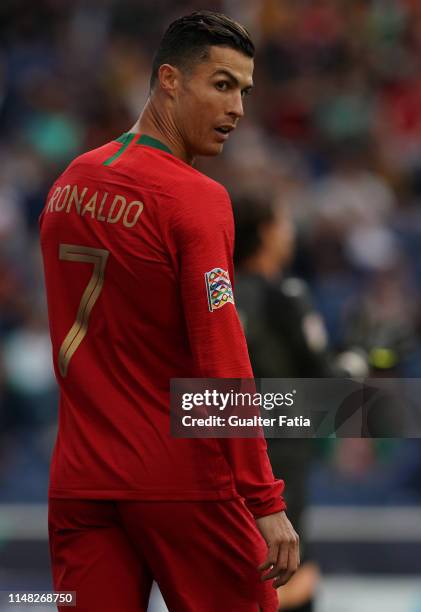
[216, 81, 229, 91]
[241, 89, 251, 98]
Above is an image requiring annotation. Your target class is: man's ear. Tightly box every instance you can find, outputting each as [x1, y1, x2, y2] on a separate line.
[158, 64, 180, 98]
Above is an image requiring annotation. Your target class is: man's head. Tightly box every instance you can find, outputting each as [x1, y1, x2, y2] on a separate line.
[150, 11, 255, 157]
[233, 195, 296, 275]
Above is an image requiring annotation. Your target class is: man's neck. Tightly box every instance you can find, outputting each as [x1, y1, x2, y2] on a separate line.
[241, 253, 281, 281]
[131, 97, 194, 165]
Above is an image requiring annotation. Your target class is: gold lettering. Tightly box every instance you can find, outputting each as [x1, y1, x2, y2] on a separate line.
[107, 195, 126, 224]
[97, 192, 108, 221]
[82, 192, 98, 218]
[123, 201, 144, 228]
[46, 187, 62, 213]
[67, 185, 88, 214]
[55, 185, 71, 211]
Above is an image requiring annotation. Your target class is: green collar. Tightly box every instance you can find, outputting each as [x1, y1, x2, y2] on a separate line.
[115, 132, 172, 155]
[104, 132, 173, 166]
[137, 134, 172, 154]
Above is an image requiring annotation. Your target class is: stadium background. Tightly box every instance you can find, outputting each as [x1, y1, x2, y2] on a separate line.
[0, 0, 420, 610]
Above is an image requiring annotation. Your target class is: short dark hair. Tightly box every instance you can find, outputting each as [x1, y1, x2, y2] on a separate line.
[233, 195, 276, 266]
[150, 11, 254, 89]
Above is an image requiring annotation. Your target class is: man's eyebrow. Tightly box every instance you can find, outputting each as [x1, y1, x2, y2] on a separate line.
[212, 69, 254, 91]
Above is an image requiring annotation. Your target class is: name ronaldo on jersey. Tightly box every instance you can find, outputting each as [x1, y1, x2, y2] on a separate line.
[45, 183, 144, 229]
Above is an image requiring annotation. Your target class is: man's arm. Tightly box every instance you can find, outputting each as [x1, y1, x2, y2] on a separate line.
[168, 181, 299, 584]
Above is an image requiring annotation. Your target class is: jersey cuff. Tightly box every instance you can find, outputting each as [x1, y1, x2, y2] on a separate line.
[247, 496, 287, 519]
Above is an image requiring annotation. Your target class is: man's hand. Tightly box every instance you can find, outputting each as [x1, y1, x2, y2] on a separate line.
[255, 511, 300, 588]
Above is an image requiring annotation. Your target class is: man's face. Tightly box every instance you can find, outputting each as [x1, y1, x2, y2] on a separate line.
[261, 207, 296, 269]
[173, 46, 254, 157]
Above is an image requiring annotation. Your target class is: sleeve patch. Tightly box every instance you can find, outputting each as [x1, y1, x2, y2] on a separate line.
[205, 268, 234, 312]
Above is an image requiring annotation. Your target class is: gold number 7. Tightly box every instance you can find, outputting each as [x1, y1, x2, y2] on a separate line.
[58, 244, 109, 378]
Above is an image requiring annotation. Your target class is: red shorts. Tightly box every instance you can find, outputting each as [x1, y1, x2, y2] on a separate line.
[48, 498, 278, 612]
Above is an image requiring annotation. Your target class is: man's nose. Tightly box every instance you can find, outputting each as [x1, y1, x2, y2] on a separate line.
[228, 92, 244, 119]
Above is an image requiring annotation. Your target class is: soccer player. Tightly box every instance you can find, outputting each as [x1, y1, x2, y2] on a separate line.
[39, 11, 299, 612]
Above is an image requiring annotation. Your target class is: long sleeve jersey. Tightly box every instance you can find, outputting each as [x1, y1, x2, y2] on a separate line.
[39, 132, 285, 518]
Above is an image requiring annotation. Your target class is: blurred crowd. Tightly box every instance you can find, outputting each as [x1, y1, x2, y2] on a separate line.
[0, 0, 421, 507]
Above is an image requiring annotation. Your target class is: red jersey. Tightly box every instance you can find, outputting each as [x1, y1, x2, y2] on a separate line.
[39, 133, 285, 518]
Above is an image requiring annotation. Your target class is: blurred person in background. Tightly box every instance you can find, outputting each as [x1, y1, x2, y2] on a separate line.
[233, 193, 367, 381]
[233, 193, 368, 611]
